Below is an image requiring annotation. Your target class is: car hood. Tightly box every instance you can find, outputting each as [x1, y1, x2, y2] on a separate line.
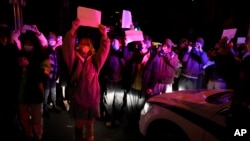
[147, 89, 232, 117]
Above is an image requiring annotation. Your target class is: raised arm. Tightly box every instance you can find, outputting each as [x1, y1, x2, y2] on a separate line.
[92, 24, 110, 72]
[61, 19, 79, 74]
[11, 25, 48, 48]
[31, 25, 48, 47]
[10, 29, 22, 50]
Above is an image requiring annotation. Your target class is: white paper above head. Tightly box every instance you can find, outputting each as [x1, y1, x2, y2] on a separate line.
[122, 10, 133, 29]
[77, 6, 101, 28]
[237, 37, 246, 44]
[125, 30, 144, 43]
[221, 28, 237, 40]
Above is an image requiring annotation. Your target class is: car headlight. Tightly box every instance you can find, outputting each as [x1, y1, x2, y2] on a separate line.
[141, 102, 152, 115]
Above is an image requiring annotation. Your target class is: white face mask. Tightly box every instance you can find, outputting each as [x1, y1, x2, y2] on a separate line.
[49, 40, 56, 46]
[24, 45, 34, 52]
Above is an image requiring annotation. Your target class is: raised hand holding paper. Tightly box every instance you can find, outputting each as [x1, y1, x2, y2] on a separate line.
[125, 30, 144, 43]
[237, 37, 246, 44]
[221, 28, 237, 40]
[122, 10, 132, 29]
[77, 6, 101, 28]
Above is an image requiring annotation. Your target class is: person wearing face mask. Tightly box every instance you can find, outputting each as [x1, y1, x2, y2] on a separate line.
[42, 32, 63, 117]
[16, 31, 50, 141]
[62, 19, 110, 141]
[124, 37, 156, 131]
[102, 37, 125, 127]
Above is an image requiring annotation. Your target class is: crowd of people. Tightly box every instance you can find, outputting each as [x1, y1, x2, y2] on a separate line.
[0, 14, 250, 141]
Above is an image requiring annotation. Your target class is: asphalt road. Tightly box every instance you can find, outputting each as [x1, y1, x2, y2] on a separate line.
[42, 110, 145, 141]
[0, 105, 145, 141]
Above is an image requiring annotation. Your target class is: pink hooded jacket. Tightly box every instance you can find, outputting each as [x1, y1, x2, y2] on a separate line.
[62, 31, 110, 109]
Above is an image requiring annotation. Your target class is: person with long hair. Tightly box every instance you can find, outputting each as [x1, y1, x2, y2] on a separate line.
[62, 19, 110, 141]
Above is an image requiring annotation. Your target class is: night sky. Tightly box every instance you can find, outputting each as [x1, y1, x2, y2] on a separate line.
[20, 0, 203, 42]
[1, 0, 249, 47]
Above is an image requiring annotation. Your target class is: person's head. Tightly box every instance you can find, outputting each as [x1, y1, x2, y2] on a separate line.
[162, 38, 174, 53]
[47, 32, 57, 47]
[238, 43, 248, 54]
[20, 31, 43, 53]
[194, 37, 204, 51]
[143, 35, 152, 48]
[179, 38, 189, 48]
[227, 38, 235, 49]
[77, 37, 95, 56]
[111, 38, 122, 51]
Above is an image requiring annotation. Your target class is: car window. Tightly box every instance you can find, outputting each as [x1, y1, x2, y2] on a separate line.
[205, 91, 233, 104]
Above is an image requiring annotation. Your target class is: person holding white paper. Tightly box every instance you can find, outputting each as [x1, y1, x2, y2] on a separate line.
[123, 38, 156, 131]
[210, 37, 240, 89]
[62, 18, 110, 141]
[205, 46, 227, 89]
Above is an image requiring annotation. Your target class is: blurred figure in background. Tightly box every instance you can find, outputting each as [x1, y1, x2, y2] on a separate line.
[178, 37, 208, 90]
[205, 43, 226, 89]
[43, 32, 62, 118]
[227, 44, 250, 141]
[102, 37, 125, 127]
[213, 37, 241, 89]
[0, 24, 20, 139]
[55, 34, 70, 111]
[172, 38, 189, 91]
[125, 36, 156, 131]
[14, 26, 49, 141]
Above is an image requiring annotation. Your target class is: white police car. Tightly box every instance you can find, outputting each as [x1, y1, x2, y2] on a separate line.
[139, 89, 233, 141]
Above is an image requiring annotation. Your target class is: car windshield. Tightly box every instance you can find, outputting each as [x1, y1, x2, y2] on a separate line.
[205, 91, 233, 104]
